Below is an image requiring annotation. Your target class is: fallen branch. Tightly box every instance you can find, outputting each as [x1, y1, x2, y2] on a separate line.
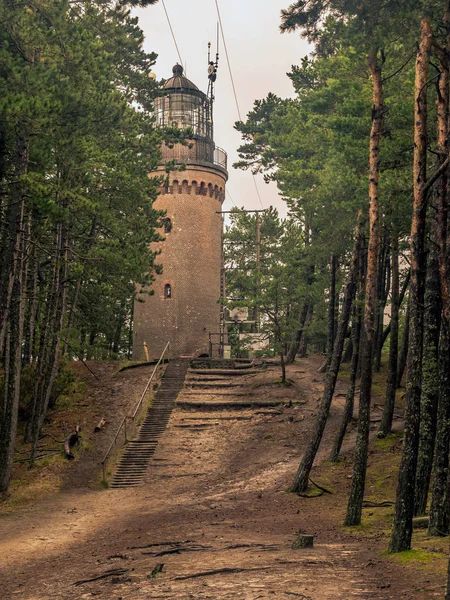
[14, 451, 60, 464]
[73, 568, 129, 586]
[39, 433, 64, 443]
[129, 540, 192, 550]
[142, 544, 212, 557]
[174, 566, 268, 581]
[362, 500, 395, 508]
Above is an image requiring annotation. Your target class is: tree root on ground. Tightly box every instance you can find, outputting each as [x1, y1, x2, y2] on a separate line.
[73, 568, 129, 586]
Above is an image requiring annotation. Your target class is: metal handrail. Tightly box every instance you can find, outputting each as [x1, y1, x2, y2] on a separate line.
[101, 341, 170, 482]
[131, 341, 170, 420]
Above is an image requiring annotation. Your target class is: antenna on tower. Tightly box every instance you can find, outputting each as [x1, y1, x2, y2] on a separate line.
[207, 24, 219, 105]
[206, 27, 219, 140]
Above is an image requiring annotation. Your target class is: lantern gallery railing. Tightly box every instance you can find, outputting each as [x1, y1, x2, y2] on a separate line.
[214, 146, 227, 169]
[161, 139, 227, 172]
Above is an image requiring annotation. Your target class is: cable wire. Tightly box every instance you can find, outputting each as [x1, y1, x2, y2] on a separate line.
[214, 0, 242, 122]
[161, 0, 184, 68]
[214, 0, 264, 209]
[226, 188, 238, 208]
[251, 174, 265, 209]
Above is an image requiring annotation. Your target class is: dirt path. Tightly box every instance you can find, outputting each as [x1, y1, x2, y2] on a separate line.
[0, 357, 443, 599]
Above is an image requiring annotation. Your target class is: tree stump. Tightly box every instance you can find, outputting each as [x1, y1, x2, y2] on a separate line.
[94, 418, 106, 432]
[292, 533, 314, 549]
[64, 426, 80, 460]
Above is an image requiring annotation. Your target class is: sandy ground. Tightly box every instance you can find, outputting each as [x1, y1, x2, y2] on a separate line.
[0, 357, 445, 599]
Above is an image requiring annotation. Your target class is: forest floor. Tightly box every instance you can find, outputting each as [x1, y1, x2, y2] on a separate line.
[0, 355, 448, 599]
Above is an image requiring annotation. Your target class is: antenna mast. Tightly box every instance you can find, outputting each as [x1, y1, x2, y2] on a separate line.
[207, 24, 219, 138]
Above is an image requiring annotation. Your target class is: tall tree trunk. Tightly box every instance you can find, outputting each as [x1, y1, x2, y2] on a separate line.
[285, 302, 309, 364]
[431, 3, 450, 540]
[62, 280, 81, 357]
[428, 321, 450, 535]
[329, 295, 362, 462]
[28, 211, 69, 461]
[290, 219, 362, 493]
[298, 304, 313, 357]
[112, 301, 126, 355]
[0, 132, 28, 492]
[87, 330, 96, 360]
[0, 133, 29, 354]
[378, 227, 400, 437]
[280, 350, 286, 385]
[390, 19, 433, 552]
[344, 49, 383, 527]
[22, 244, 38, 366]
[128, 297, 134, 360]
[374, 237, 389, 372]
[414, 244, 441, 516]
[325, 254, 337, 370]
[381, 269, 410, 349]
[342, 334, 353, 364]
[0, 268, 24, 491]
[396, 299, 410, 387]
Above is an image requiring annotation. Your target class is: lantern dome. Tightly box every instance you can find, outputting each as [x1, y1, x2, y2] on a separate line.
[163, 64, 201, 94]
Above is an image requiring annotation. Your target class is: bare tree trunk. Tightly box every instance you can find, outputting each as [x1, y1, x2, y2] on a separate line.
[374, 236, 389, 372]
[344, 49, 383, 527]
[414, 244, 441, 516]
[290, 219, 362, 493]
[128, 297, 134, 360]
[428, 321, 450, 535]
[329, 295, 362, 462]
[285, 303, 309, 364]
[23, 244, 38, 366]
[325, 254, 337, 370]
[62, 280, 81, 357]
[396, 299, 410, 387]
[431, 1, 450, 540]
[380, 269, 410, 349]
[390, 19, 433, 552]
[0, 134, 29, 354]
[280, 351, 286, 385]
[298, 304, 313, 357]
[0, 133, 28, 492]
[28, 213, 69, 462]
[378, 227, 400, 437]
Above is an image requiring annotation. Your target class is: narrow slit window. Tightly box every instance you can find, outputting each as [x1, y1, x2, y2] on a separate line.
[164, 284, 172, 299]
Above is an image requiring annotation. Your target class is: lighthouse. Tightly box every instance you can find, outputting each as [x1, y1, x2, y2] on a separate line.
[133, 63, 228, 359]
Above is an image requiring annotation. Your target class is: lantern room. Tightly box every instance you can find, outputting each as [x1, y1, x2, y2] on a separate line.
[154, 64, 227, 173]
[155, 64, 212, 139]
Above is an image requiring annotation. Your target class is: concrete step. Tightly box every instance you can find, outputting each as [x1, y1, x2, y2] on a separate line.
[110, 358, 190, 488]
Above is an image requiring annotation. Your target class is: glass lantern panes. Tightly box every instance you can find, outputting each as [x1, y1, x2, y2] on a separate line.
[155, 92, 212, 139]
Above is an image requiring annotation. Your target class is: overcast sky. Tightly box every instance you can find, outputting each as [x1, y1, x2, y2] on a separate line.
[134, 0, 311, 216]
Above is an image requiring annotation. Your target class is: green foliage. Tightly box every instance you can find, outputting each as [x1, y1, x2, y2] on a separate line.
[0, 0, 164, 359]
[224, 207, 314, 354]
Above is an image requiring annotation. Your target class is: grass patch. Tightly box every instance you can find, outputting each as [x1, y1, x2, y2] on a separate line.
[373, 433, 402, 451]
[383, 549, 446, 564]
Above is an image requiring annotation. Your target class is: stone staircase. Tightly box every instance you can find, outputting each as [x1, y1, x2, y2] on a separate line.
[110, 358, 189, 488]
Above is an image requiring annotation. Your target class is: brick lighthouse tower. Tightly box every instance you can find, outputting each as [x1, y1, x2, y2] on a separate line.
[133, 63, 228, 360]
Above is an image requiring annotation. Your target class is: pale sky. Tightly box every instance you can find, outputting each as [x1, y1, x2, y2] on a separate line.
[134, 0, 311, 216]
